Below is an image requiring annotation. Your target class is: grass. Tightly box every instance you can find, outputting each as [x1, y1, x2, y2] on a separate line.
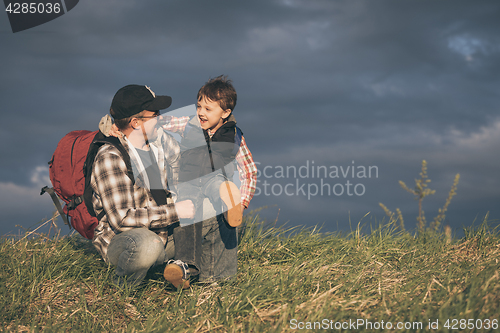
[1, 213, 499, 332]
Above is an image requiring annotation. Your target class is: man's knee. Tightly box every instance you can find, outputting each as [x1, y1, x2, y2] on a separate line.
[108, 228, 166, 269]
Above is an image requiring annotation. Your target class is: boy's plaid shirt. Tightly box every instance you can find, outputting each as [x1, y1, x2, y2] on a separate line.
[163, 115, 257, 208]
[90, 132, 180, 261]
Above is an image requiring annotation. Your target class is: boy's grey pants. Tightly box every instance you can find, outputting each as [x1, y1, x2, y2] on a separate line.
[172, 213, 237, 282]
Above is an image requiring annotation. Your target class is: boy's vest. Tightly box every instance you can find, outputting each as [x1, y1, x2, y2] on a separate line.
[179, 116, 241, 183]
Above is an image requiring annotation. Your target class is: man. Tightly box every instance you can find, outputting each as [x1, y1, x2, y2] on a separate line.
[91, 84, 194, 287]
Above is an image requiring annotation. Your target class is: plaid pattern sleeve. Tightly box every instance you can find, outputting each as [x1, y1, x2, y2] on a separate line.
[91, 145, 179, 260]
[162, 116, 190, 134]
[235, 135, 257, 209]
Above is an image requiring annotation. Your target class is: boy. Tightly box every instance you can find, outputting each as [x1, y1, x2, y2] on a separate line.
[162, 75, 257, 288]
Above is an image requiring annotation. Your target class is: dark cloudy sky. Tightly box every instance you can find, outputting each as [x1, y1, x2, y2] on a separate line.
[1, 0, 499, 236]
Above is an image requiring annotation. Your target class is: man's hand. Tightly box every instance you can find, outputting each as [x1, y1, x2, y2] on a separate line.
[175, 200, 195, 219]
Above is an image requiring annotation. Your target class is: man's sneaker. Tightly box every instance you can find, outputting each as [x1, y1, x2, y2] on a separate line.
[219, 181, 242, 227]
[164, 260, 190, 289]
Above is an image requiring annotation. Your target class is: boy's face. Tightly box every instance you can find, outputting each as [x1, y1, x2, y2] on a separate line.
[197, 96, 231, 132]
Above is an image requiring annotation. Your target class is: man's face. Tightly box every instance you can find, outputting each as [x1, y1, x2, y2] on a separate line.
[137, 110, 160, 142]
[197, 96, 230, 131]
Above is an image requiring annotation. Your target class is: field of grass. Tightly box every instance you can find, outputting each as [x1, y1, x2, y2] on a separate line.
[1, 213, 499, 332]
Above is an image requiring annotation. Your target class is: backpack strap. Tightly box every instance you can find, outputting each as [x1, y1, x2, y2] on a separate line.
[40, 186, 70, 227]
[83, 131, 134, 219]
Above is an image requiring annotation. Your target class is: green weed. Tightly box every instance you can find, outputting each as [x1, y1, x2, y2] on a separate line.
[380, 160, 460, 234]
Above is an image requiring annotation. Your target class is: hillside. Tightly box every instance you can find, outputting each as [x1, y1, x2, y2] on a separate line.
[1, 215, 499, 332]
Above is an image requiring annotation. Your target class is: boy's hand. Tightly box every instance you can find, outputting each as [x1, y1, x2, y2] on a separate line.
[108, 124, 123, 138]
[175, 200, 195, 219]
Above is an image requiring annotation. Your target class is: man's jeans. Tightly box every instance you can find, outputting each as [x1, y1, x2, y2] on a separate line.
[107, 228, 168, 287]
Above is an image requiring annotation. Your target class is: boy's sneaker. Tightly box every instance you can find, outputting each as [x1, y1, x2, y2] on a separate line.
[164, 260, 190, 289]
[219, 181, 242, 227]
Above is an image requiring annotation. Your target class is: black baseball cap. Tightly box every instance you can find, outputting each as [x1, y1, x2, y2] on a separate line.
[111, 84, 172, 120]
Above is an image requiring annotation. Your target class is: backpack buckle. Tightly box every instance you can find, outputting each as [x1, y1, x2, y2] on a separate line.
[67, 195, 84, 210]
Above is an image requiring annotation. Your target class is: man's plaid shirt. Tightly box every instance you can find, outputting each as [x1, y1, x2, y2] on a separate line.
[162, 115, 257, 208]
[91, 130, 180, 262]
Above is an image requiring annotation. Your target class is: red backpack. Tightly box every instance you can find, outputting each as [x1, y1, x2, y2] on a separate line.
[41, 130, 133, 239]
